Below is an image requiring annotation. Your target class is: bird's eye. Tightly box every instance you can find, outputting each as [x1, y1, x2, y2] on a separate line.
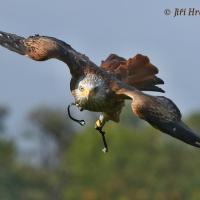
[79, 86, 85, 92]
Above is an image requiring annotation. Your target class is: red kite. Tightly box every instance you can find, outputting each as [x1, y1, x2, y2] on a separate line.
[0, 31, 199, 152]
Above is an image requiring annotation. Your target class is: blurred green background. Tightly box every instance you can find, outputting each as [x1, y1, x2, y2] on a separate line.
[0, 104, 200, 200]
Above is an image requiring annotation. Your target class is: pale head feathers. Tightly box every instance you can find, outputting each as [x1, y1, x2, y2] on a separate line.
[73, 74, 109, 110]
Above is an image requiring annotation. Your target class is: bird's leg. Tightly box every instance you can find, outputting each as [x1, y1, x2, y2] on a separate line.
[67, 103, 85, 126]
[95, 114, 108, 153]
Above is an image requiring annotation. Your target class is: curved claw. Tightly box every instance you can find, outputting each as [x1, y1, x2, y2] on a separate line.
[67, 103, 86, 126]
[79, 120, 86, 126]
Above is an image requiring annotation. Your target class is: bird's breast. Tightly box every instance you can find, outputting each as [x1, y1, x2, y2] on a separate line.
[74, 93, 122, 113]
[75, 96, 110, 112]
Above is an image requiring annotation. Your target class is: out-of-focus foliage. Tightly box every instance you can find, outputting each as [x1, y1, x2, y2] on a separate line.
[187, 112, 200, 132]
[0, 106, 8, 118]
[64, 124, 200, 200]
[120, 102, 142, 128]
[0, 106, 8, 132]
[29, 106, 74, 145]
[27, 106, 75, 168]
[0, 105, 200, 200]
[0, 106, 50, 200]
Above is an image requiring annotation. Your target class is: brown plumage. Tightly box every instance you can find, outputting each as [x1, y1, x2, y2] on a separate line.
[0, 30, 199, 152]
[115, 85, 200, 148]
[101, 54, 164, 92]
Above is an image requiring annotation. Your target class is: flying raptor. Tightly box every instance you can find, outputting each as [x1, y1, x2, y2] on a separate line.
[0, 31, 199, 152]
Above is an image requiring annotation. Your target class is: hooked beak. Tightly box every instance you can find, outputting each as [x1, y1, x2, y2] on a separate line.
[80, 86, 96, 99]
[82, 88, 90, 97]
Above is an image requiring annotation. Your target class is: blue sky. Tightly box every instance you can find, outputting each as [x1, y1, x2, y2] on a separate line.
[0, 0, 200, 133]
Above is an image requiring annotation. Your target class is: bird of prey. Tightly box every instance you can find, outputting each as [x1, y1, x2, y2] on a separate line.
[0, 31, 200, 153]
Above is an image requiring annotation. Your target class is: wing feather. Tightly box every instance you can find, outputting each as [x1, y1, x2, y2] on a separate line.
[113, 82, 200, 148]
[0, 31, 96, 76]
[101, 54, 164, 92]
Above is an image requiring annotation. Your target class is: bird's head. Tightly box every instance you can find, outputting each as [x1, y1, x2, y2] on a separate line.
[74, 74, 109, 108]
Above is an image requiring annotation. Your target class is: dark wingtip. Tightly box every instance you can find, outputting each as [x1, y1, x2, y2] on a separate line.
[154, 76, 164, 85]
[156, 87, 165, 93]
[0, 31, 26, 55]
[141, 86, 165, 93]
[158, 121, 200, 149]
[194, 141, 200, 148]
[191, 133, 200, 148]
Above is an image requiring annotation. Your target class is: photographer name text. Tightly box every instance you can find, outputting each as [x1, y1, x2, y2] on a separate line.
[164, 8, 200, 17]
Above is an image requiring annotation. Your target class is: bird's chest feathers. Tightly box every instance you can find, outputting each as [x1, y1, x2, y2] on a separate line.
[73, 90, 109, 112]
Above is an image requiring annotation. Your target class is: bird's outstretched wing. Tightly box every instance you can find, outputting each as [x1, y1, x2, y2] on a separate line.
[113, 83, 200, 148]
[101, 54, 164, 93]
[0, 31, 96, 76]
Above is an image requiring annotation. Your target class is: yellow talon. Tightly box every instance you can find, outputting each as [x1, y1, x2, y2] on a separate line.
[95, 119, 101, 128]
